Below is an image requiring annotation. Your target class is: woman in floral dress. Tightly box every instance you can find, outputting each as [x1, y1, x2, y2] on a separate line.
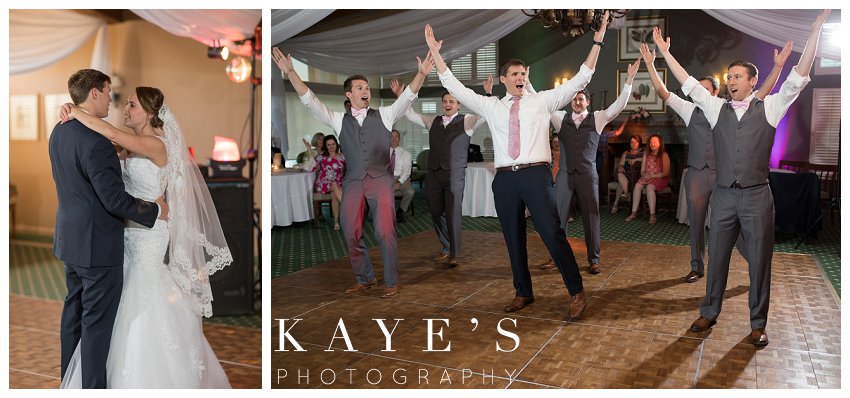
[304, 135, 345, 230]
[626, 134, 670, 225]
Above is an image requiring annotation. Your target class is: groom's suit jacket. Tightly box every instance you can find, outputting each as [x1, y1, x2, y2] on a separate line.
[49, 119, 159, 267]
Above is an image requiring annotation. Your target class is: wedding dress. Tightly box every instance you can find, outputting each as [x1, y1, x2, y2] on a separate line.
[61, 109, 232, 388]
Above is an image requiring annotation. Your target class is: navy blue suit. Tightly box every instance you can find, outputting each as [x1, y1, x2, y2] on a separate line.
[49, 119, 158, 388]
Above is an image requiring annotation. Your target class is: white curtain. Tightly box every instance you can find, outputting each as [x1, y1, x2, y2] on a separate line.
[704, 10, 840, 61]
[10, 9, 106, 75]
[131, 9, 261, 45]
[279, 10, 531, 75]
[271, 9, 335, 45]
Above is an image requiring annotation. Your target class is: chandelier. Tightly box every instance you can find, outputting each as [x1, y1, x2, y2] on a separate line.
[522, 9, 628, 37]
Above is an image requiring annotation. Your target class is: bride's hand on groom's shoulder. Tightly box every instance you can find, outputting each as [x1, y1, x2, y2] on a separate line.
[59, 103, 76, 124]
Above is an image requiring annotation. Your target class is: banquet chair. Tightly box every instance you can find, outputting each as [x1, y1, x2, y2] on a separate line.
[807, 163, 839, 223]
[778, 159, 808, 173]
[410, 150, 429, 188]
[607, 160, 641, 208]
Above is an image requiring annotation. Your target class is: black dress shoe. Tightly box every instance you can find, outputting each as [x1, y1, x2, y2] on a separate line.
[689, 316, 717, 332]
[685, 271, 704, 283]
[538, 259, 556, 270]
[750, 328, 769, 347]
[504, 296, 534, 312]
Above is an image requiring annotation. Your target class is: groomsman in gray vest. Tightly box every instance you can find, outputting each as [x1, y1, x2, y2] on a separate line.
[273, 47, 434, 298]
[424, 12, 611, 319]
[639, 42, 788, 284]
[389, 78, 490, 267]
[533, 59, 640, 274]
[655, 10, 829, 346]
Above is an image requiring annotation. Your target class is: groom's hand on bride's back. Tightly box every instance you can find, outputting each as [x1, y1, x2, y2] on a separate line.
[156, 196, 169, 220]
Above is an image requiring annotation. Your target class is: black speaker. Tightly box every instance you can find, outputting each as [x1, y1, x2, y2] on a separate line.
[205, 177, 255, 315]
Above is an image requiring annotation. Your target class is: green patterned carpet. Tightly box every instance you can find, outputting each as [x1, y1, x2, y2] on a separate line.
[9, 238, 261, 329]
[273, 187, 841, 297]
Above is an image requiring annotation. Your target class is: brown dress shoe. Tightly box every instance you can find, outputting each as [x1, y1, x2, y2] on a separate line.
[434, 253, 450, 262]
[447, 257, 460, 268]
[750, 328, 769, 347]
[504, 295, 534, 312]
[380, 286, 398, 299]
[538, 259, 556, 270]
[685, 271, 704, 283]
[568, 291, 587, 321]
[588, 263, 601, 274]
[688, 316, 717, 332]
[344, 278, 377, 294]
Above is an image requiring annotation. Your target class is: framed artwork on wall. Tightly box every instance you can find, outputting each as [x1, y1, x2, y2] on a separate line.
[618, 15, 668, 61]
[617, 68, 667, 113]
[9, 94, 39, 141]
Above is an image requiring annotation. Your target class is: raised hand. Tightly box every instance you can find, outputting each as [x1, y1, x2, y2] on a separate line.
[639, 43, 655, 66]
[626, 58, 641, 83]
[390, 79, 405, 98]
[272, 47, 294, 74]
[652, 26, 671, 54]
[302, 138, 311, 149]
[593, 10, 610, 41]
[812, 9, 830, 33]
[483, 74, 494, 94]
[425, 24, 444, 53]
[418, 51, 435, 76]
[774, 41, 793, 67]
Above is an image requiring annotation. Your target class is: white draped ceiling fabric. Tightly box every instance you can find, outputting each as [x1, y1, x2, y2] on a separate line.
[271, 9, 335, 45]
[10, 10, 107, 75]
[704, 9, 840, 61]
[130, 9, 261, 47]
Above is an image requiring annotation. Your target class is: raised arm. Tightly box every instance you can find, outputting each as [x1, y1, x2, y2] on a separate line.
[583, 10, 610, 70]
[755, 41, 792, 99]
[795, 9, 830, 78]
[391, 79, 432, 128]
[62, 104, 166, 167]
[653, 26, 688, 85]
[427, 24, 493, 117]
[599, 58, 639, 125]
[273, 47, 308, 97]
[640, 43, 670, 101]
[425, 24, 448, 75]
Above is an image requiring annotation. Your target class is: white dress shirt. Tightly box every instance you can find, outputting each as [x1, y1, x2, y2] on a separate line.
[665, 92, 699, 126]
[390, 145, 412, 184]
[548, 83, 632, 133]
[299, 86, 418, 133]
[682, 68, 810, 128]
[404, 109, 487, 136]
[438, 64, 594, 168]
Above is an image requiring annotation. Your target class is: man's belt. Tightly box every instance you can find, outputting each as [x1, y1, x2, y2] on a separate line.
[496, 162, 550, 173]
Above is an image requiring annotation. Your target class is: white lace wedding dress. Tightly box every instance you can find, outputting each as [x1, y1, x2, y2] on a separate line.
[61, 149, 231, 388]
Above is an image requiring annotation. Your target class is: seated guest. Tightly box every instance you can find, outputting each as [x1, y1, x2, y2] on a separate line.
[626, 134, 670, 225]
[297, 132, 325, 163]
[304, 135, 345, 230]
[390, 130, 415, 223]
[467, 143, 484, 162]
[611, 134, 644, 213]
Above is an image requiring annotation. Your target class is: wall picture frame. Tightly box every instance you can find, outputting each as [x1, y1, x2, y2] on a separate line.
[617, 68, 667, 113]
[618, 15, 668, 61]
[9, 94, 39, 141]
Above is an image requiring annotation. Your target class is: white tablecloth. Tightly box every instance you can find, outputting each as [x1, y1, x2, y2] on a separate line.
[272, 170, 316, 226]
[463, 162, 498, 217]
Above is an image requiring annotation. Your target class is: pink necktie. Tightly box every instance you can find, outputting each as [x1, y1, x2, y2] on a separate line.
[390, 149, 396, 171]
[351, 108, 367, 118]
[572, 113, 585, 124]
[730, 100, 750, 110]
[442, 115, 454, 124]
[508, 96, 521, 160]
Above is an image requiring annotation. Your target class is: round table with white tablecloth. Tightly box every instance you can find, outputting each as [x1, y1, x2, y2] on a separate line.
[271, 169, 316, 226]
[462, 162, 498, 217]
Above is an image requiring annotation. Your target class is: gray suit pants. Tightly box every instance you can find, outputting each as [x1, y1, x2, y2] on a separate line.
[555, 169, 601, 265]
[426, 168, 465, 257]
[700, 184, 773, 330]
[340, 174, 399, 288]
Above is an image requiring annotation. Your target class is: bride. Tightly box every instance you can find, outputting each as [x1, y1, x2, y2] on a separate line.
[59, 87, 233, 388]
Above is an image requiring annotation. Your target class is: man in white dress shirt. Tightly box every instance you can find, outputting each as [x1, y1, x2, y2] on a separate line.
[423, 12, 610, 319]
[390, 129, 415, 223]
[272, 47, 434, 298]
[655, 10, 829, 346]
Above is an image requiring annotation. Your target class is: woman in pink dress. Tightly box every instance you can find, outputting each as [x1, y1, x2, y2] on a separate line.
[626, 134, 670, 225]
[304, 135, 345, 230]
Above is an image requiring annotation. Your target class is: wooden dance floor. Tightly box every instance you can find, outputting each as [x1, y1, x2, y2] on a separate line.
[9, 295, 261, 388]
[272, 230, 840, 388]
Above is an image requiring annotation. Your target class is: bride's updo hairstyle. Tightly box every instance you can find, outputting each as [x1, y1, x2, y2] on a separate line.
[136, 86, 165, 128]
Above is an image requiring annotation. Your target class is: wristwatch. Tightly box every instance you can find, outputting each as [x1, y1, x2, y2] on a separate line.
[485, 92, 493, 97]
[593, 40, 604, 47]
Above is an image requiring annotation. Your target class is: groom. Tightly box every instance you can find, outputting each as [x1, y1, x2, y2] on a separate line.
[49, 69, 167, 388]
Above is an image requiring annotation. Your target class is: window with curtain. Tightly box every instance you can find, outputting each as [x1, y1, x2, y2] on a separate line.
[808, 88, 840, 165]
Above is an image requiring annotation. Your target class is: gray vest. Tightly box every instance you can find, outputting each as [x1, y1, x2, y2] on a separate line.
[428, 114, 470, 171]
[339, 109, 392, 181]
[686, 107, 716, 170]
[713, 99, 774, 187]
[558, 113, 598, 174]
